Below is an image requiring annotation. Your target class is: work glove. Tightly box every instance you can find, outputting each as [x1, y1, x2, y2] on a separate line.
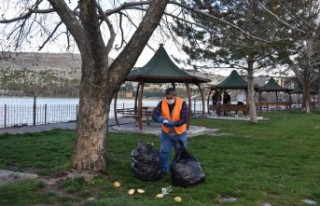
[163, 120, 175, 127]
[156, 116, 165, 123]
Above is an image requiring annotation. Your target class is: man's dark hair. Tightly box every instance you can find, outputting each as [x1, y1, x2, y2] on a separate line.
[165, 87, 176, 95]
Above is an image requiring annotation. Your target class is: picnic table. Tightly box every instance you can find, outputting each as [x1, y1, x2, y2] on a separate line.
[115, 106, 154, 129]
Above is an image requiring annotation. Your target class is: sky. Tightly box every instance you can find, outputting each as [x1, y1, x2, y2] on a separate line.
[0, 0, 195, 71]
[0, 0, 290, 77]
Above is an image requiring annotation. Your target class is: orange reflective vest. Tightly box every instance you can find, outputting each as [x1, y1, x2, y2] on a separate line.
[161, 97, 187, 135]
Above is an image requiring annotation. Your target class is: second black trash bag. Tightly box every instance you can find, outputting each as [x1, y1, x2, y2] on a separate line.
[170, 140, 205, 187]
[131, 141, 162, 181]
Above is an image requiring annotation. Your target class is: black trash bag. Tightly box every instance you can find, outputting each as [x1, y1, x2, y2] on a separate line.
[131, 141, 162, 181]
[170, 140, 205, 187]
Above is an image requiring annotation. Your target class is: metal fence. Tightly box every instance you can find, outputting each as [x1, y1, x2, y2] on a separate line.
[0, 104, 79, 128]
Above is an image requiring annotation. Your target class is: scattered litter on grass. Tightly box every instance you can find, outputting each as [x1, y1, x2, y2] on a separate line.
[174, 196, 182, 202]
[302, 199, 317, 205]
[87, 197, 96, 202]
[218, 196, 237, 203]
[161, 185, 172, 195]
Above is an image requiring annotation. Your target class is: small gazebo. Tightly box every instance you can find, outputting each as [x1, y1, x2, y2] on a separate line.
[290, 85, 318, 109]
[114, 44, 210, 130]
[207, 70, 249, 115]
[257, 77, 292, 112]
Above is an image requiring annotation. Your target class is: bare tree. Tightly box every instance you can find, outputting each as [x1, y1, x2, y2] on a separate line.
[254, 0, 320, 113]
[1, 0, 168, 172]
[291, 38, 320, 113]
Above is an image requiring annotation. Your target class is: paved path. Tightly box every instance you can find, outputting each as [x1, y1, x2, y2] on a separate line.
[0, 118, 134, 135]
[0, 117, 218, 137]
[112, 122, 219, 137]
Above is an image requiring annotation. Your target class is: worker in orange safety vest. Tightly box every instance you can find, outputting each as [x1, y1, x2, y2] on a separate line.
[152, 87, 188, 176]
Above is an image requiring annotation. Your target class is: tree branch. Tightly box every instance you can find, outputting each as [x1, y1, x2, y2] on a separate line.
[0, 0, 48, 23]
[95, 2, 116, 57]
[47, 0, 84, 51]
[169, 0, 288, 44]
[254, 0, 307, 34]
[115, 13, 126, 50]
[38, 21, 63, 50]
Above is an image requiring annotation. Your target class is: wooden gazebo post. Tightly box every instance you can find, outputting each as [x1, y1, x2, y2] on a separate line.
[275, 91, 279, 111]
[114, 91, 119, 126]
[207, 87, 214, 115]
[134, 83, 141, 113]
[197, 84, 206, 126]
[185, 83, 191, 129]
[258, 90, 263, 113]
[288, 93, 292, 110]
[137, 82, 145, 130]
[217, 88, 222, 116]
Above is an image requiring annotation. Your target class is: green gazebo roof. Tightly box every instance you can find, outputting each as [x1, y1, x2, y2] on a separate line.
[214, 70, 248, 89]
[292, 85, 303, 93]
[126, 44, 210, 84]
[260, 77, 292, 92]
[291, 85, 316, 94]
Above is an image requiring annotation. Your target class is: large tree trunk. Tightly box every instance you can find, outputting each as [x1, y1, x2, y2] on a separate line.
[247, 60, 257, 123]
[71, 87, 111, 172]
[69, 0, 169, 172]
[71, 55, 111, 172]
[290, 59, 314, 114]
[301, 77, 311, 113]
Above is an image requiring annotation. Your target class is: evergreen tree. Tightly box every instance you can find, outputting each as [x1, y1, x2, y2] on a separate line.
[172, 0, 319, 118]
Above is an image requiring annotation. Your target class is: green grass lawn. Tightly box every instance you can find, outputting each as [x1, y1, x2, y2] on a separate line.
[0, 111, 319, 206]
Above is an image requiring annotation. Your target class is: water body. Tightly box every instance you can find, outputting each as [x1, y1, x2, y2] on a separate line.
[0, 96, 160, 107]
[0, 96, 205, 111]
[0, 96, 205, 128]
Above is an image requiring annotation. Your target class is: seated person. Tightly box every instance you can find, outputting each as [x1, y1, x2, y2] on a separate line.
[212, 90, 220, 106]
[235, 91, 246, 116]
[223, 91, 231, 115]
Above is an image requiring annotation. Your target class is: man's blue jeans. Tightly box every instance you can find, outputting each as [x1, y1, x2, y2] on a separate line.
[160, 130, 187, 173]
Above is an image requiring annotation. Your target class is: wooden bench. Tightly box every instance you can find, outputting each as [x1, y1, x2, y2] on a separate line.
[116, 107, 154, 124]
[257, 102, 290, 112]
[216, 104, 248, 116]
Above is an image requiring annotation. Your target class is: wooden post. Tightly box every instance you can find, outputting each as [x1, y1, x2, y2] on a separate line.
[114, 92, 119, 126]
[44, 104, 47, 124]
[4, 104, 7, 128]
[185, 83, 191, 129]
[33, 96, 36, 126]
[207, 87, 213, 115]
[137, 82, 145, 130]
[134, 83, 141, 115]
[197, 84, 205, 126]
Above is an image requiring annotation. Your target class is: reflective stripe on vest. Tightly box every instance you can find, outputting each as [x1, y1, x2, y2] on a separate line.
[161, 97, 187, 135]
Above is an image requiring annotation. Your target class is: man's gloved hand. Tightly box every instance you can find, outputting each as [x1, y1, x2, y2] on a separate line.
[163, 120, 175, 127]
[156, 116, 165, 123]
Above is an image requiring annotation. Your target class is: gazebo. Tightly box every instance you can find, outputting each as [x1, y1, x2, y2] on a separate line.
[290, 85, 317, 109]
[257, 77, 292, 112]
[114, 44, 210, 130]
[207, 70, 249, 115]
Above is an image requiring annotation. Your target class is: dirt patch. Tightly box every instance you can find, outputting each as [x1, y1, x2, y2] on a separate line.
[0, 169, 38, 186]
[0, 169, 97, 187]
